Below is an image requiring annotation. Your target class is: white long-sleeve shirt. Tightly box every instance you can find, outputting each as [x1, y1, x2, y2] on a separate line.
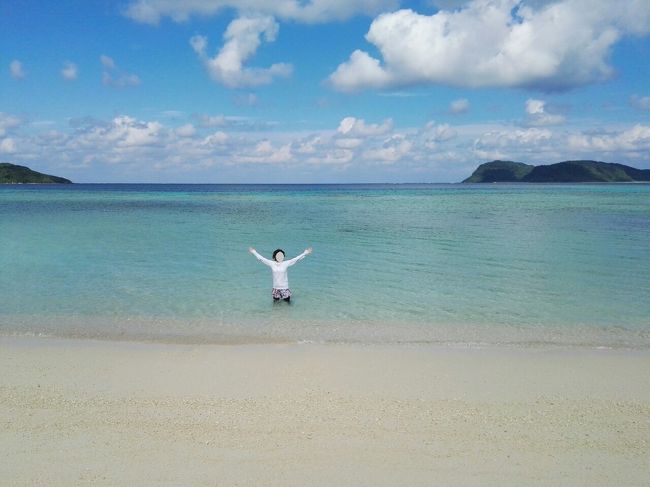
[251, 249, 308, 289]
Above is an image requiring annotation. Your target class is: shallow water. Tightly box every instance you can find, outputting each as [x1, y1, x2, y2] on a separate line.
[2, 183, 649, 347]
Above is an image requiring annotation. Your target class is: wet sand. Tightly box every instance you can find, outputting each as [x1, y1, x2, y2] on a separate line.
[1, 336, 649, 486]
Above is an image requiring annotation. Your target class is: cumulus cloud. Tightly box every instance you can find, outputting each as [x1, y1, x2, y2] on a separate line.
[449, 98, 470, 114]
[477, 127, 554, 147]
[431, 0, 558, 9]
[3, 110, 649, 182]
[0, 112, 23, 154]
[123, 0, 398, 24]
[419, 122, 457, 149]
[204, 131, 229, 145]
[331, 116, 393, 153]
[337, 117, 393, 137]
[190, 16, 292, 88]
[233, 139, 294, 164]
[10, 60, 25, 79]
[293, 135, 324, 154]
[524, 99, 565, 126]
[630, 95, 650, 111]
[335, 137, 364, 149]
[61, 62, 78, 81]
[330, 0, 650, 92]
[363, 134, 413, 163]
[568, 125, 650, 154]
[310, 149, 355, 166]
[329, 50, 391, 91]
[472, 126, 556, 160]
[100, 55, 141, 88]
[72, 116, 163, 150]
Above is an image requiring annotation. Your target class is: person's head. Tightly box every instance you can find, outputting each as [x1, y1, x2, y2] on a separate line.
[272, 249, 285, 262]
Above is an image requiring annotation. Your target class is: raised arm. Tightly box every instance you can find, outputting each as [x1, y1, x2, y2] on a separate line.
[249, 247, 274, 267]
[285, 247, 312, 267]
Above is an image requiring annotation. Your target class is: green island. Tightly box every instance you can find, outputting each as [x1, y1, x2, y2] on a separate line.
[0, 162, 72, 184]
[463, 160, 650, 183]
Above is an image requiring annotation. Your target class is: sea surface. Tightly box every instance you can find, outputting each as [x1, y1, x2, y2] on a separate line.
[1, 183, 649, 348]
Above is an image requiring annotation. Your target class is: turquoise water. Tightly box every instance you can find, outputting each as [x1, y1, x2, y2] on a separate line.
[1, 183, 649, 347]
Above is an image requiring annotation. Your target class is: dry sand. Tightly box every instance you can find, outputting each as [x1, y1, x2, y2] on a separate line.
[1, 336, 649, 486]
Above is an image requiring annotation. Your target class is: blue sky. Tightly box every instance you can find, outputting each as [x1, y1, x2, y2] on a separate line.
[1, 0, 649, 182]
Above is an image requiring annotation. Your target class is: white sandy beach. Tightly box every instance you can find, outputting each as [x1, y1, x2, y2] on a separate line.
[1, 336, 649, 486]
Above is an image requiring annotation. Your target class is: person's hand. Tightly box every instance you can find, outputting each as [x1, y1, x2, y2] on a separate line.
[249, 247, 255, 254]
[305, 247, 313, 255]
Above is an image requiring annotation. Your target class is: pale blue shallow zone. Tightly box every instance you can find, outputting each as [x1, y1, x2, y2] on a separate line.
[1, 183, 649, 347]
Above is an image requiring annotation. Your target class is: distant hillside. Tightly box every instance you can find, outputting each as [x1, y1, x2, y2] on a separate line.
[463, 160, 650, 183]
[462, 160, 534, 183]
[0, 163, 72, 184]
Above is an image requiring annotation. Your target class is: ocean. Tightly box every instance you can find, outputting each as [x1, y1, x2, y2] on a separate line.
[1, 183, 649, 348]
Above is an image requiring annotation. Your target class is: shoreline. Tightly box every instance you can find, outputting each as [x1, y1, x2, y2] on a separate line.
[2, 330, 650, 351]
[2, 335, 649, 486]
[3, 314, 650, 350]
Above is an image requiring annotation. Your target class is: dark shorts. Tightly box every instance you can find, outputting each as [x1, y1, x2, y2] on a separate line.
[272, 288, 292, 299]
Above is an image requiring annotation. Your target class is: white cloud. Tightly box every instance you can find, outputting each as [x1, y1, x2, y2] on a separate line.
[630, 95, 650, 111]
[330, 117, 393, 154]
[430, 0, 558, 9]
[10, 60, 25, 79]
[124, 0, 398, 24]
[449, 98, 470, 114]
[0, 138, 17, 154]
[525, 99, 545, 115]
[330, 0, 650, 92]
[175, 124, 197, 137]
[337, 116, 393, 137]
[74, 116, 163, 149]
[419, 122, 457, 148]
[294, 135, 323, 154]
[100, 55, 141, 88]
[524, 98, 565, 126]
[473, 127, 555, 160]
[363, 135, 413, 163]
[568, 125, 650, 153]
[3, 111, 649, 182]
[204, 131, 229, 145]
[476, 127, 554, 147]
[335, 137, 364, 149]
[0, 112, 23, 155]
[190, 15, 292, 88]
[61, 62, 78, 81]
[233, 139, 294, 164]
[329, 50, 391, 91]
[100, 55, 115, 69]
[307, 148, 354, 166]
[0, 113, 23, 136]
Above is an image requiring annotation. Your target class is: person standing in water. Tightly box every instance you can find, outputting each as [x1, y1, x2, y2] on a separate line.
[249, 247, 312, 303]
